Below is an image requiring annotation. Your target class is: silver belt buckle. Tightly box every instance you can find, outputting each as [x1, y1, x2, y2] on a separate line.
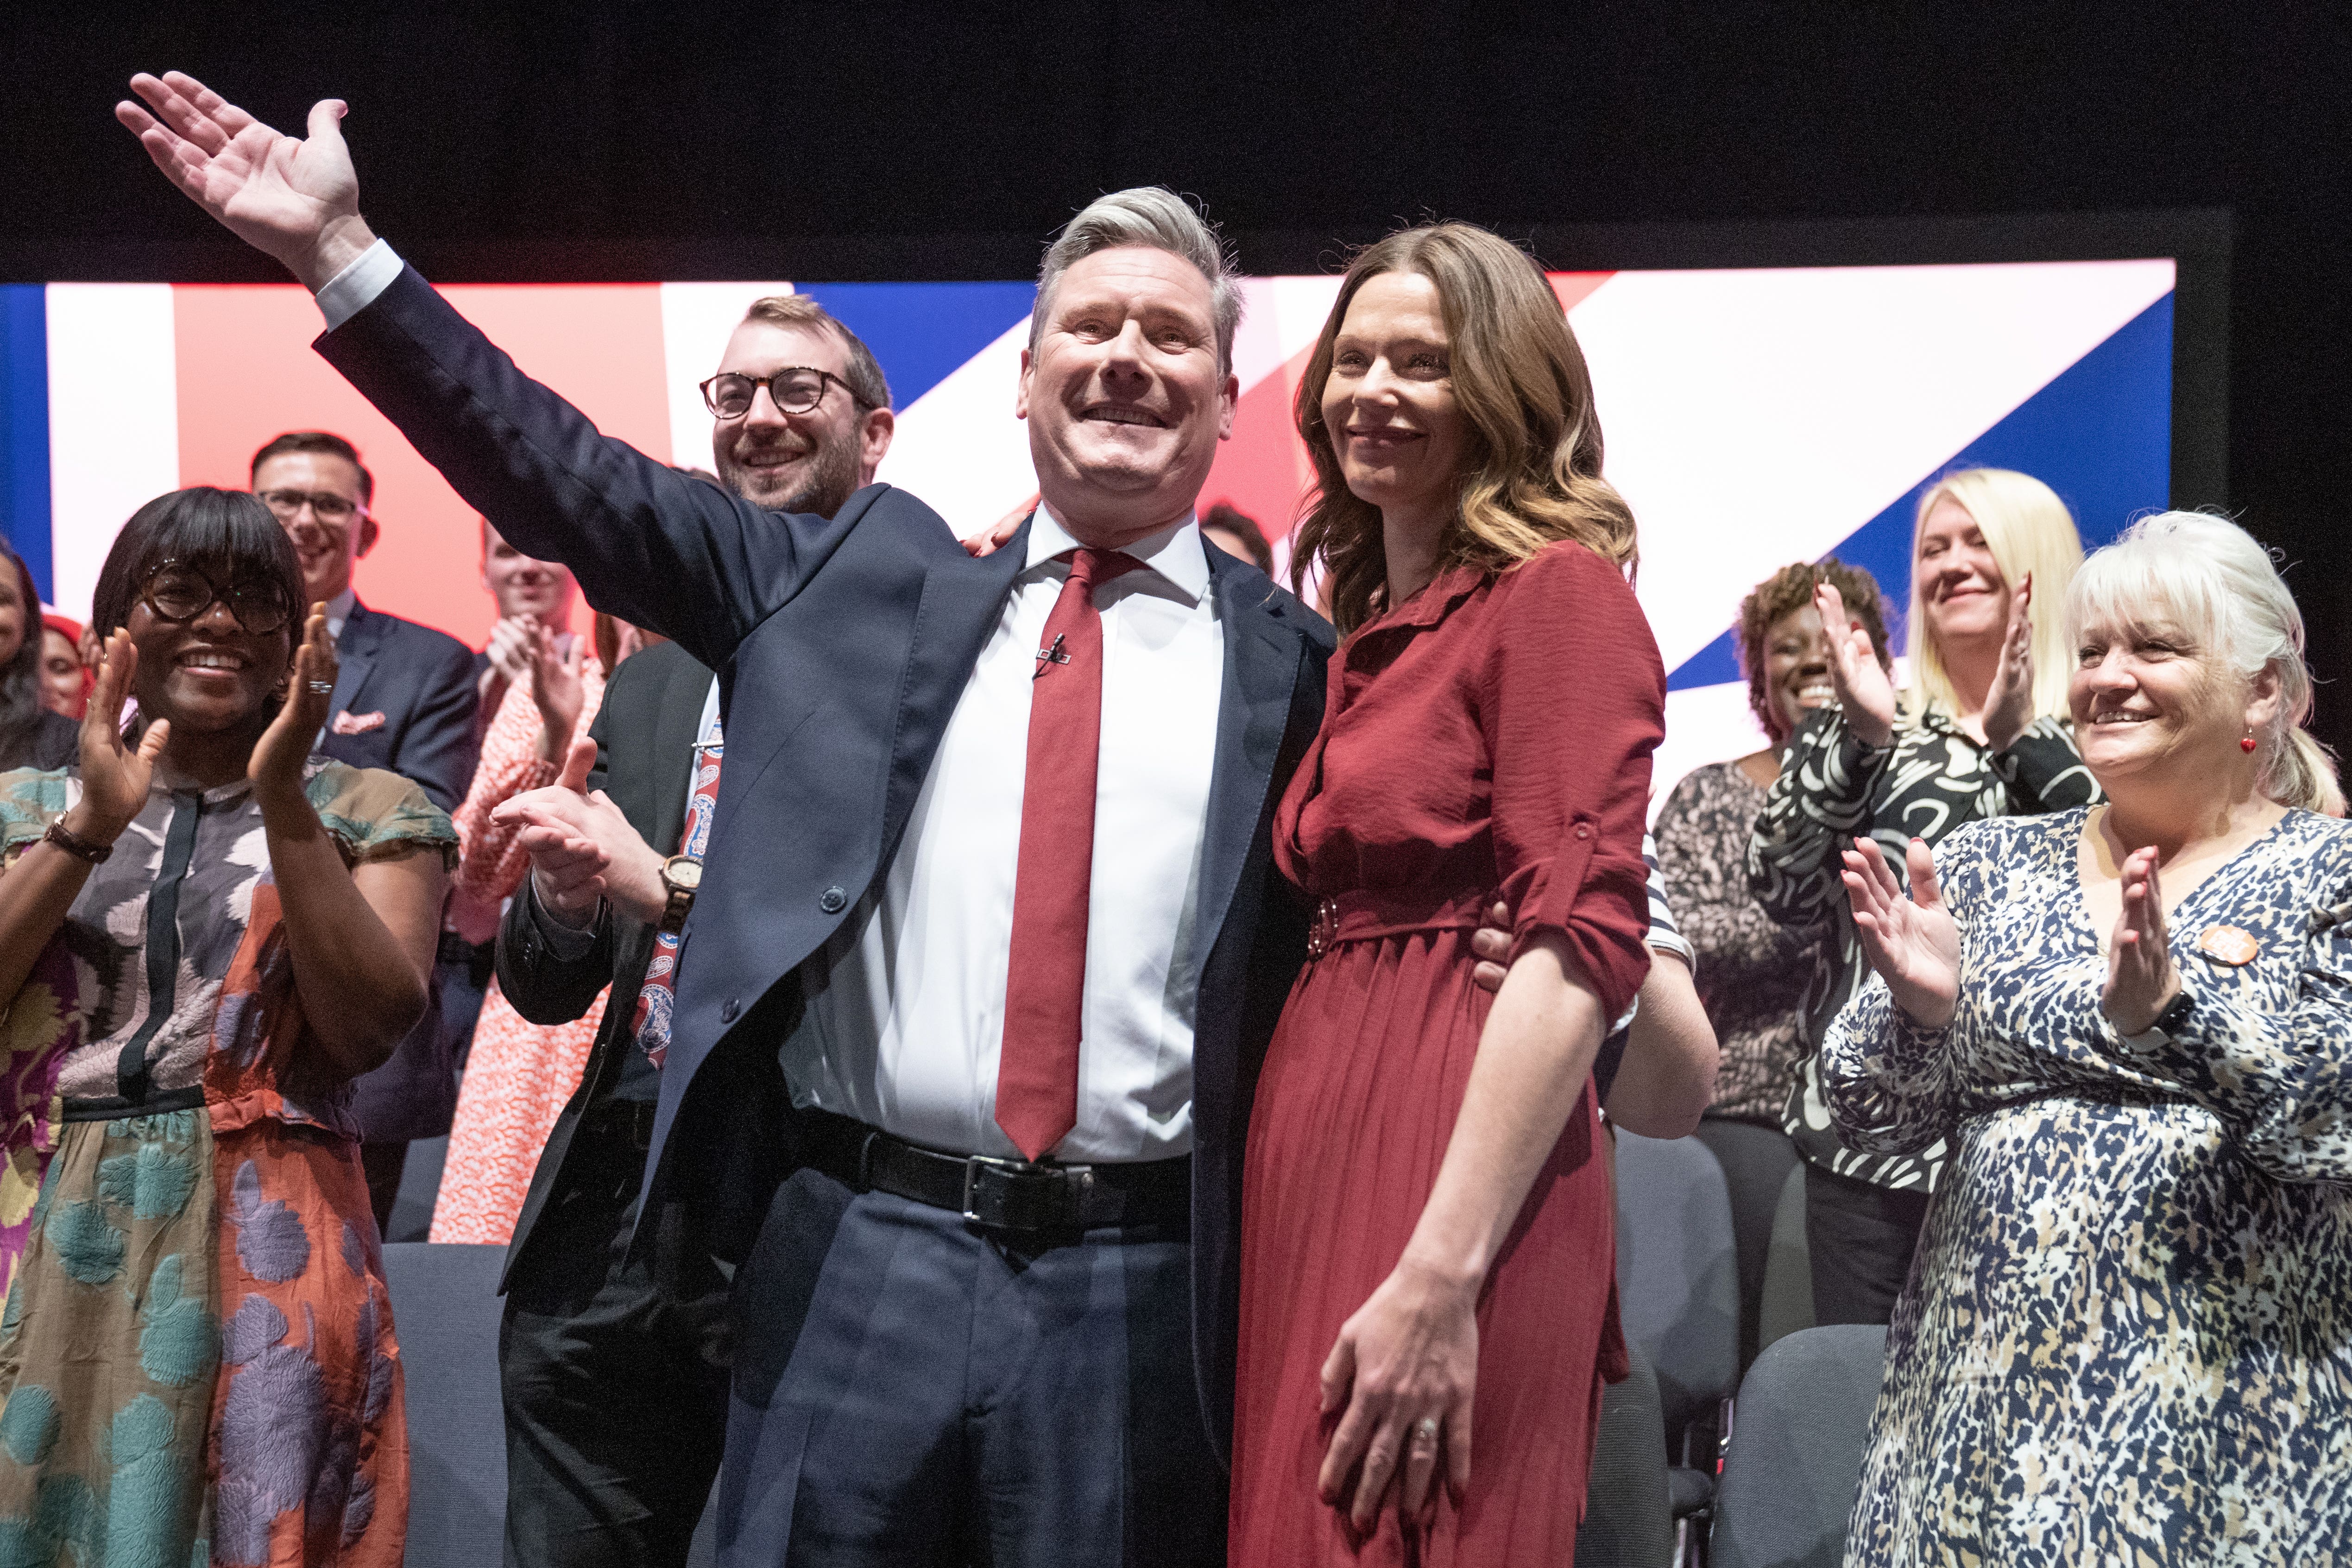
[961, 1152, 1033, 1227]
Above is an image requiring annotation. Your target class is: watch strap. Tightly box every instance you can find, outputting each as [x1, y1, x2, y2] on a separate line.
[43, 818, 113, 865]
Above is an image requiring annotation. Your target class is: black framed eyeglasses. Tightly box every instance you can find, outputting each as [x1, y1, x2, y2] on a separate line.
[699, 367, 876, 420]
[138, 560, 294, 636]
[257, 488, 369, 526]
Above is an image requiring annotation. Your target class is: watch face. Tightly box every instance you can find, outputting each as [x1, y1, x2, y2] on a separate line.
[666, 857, 703, 891]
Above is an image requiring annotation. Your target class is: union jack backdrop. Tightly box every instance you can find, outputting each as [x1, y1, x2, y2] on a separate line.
[0, 258, 2175, 812]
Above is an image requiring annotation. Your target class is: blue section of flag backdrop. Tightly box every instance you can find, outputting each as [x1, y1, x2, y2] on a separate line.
[797, 282, 1038, 409]
[0, 285, 51, 604]
[1666, 290, 2175, 691]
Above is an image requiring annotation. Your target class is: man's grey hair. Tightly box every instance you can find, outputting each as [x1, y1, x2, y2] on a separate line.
[1032, 187, 1242, 373]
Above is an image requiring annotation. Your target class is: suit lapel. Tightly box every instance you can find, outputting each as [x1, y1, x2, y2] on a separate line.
[877, 517, 1032, 866]
[323, 600, 386, 743]
[1194, 554, 1305, 958]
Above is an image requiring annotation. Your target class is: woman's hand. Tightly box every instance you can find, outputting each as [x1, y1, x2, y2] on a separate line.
[1318, 1255, 1478, 1533]
[2102, 845, 2180, 1036]
[67, 630, 170, 844]
[1979, 571, 2036, 753]
[528, 624, 586, 763]
[250, 605, 334, 807]
[1816, 581, 1896, 749]
[1841, 835, 1960, 1027]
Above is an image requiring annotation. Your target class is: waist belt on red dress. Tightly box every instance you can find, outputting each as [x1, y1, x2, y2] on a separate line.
[1305, 888, 1493, 959]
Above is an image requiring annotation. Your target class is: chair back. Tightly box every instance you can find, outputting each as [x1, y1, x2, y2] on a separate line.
[1613, 1131, 1741, 1444]
[382, 1241, 508, 1567]
[1757, 1163, 1815, 1354]
[1692, 1120, 1800, 1371]
[1572, 1341, 1673, 1567]
[1710, 1324, 1888, 1568]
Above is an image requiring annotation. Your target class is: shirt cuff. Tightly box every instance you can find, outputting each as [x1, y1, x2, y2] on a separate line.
[315, 239, 404, 331]
[524, 875, 601, 961]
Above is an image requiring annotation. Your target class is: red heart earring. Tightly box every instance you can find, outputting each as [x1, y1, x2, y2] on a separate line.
[2241, 730, 2258, 753]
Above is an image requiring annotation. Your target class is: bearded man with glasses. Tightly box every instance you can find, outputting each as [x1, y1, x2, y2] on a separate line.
[251, 428, 483, 1232]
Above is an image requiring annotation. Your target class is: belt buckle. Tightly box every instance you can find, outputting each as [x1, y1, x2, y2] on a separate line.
[961, 1152, 1039, 1231]
[1306, 897, 1339, 959]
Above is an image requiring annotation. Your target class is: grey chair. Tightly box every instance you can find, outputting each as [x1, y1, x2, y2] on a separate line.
[385, 1132, 449, 1243]
[1710, 1325, 1887, 1568]
[1574, 1341, 1674, 1568]
[1756, 1164, 1815, 1355]
[1692, 1120, 1799, 1373]
[382, 1241, 508, 1568]
[1614, 1131, 1742, 1560]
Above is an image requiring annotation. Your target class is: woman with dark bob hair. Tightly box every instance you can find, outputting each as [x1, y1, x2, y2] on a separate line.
[0, 488, 451, 1565]
[1231, 225, 1664, 1563]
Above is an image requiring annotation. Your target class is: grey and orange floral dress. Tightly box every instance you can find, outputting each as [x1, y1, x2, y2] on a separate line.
[1823, 807, 2352, 1563]
[0, 759, 454, 1567]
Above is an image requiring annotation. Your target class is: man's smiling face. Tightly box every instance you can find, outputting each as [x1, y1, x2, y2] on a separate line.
[1017, 246, 1236, 548]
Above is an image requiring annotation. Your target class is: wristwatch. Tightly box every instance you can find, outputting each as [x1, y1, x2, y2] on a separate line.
[656, 855, 702, 936]
[2117, 988, 2194, 1056]
[43, 818, 113, 864]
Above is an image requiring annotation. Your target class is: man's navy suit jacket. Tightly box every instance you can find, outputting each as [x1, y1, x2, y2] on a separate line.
[317, 263, 1336, 1459]
[317, 598, 480, 1143]
[316, 600, 479, 815]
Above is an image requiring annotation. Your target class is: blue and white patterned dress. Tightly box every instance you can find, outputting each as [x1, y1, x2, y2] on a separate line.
[1823, 806, 2352, 1564]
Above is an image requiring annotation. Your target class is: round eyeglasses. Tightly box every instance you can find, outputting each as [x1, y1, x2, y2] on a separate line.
[138, 561, 294, 637]
[699, 368, 876, 420]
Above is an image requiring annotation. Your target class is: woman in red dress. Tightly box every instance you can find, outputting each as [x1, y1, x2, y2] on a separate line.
[1230, 224, 1665, 1565]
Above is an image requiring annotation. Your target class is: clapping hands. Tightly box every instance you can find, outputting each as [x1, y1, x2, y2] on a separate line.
[1841, 836, 1960, 1028]
[2102, 846, 2181, 1036]
[68, 631, 170, 845]
[1816, 581, 1897, 748]
[492, 738, 668, 928]
[1978, 573, 2036, 754]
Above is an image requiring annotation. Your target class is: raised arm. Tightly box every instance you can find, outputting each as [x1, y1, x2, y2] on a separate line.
[115, 73, 904, 668]
[1747, 703, 1899, 932]
[1818, 834, 1967, 1153]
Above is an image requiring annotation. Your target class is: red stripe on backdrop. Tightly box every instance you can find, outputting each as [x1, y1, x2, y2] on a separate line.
[1550, 271, 1614, 314]
[172, 283, 672, 653]
[1199, 342, 1318, 544]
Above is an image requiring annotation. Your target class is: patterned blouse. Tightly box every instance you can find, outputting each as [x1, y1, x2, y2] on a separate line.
[1653, 760, 1818, 1123]
[1746, 703, 2097, 1190]
[1822, 808, 2352, 1563]
[0, 761, 458, 1127]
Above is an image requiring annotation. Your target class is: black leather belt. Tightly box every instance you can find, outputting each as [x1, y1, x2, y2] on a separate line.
[580, 1095, 660, 1152]
[800, 1109, 1189, 1236]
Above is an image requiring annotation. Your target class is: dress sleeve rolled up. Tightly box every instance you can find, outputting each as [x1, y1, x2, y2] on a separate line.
[1480, 544, 1665, 1025]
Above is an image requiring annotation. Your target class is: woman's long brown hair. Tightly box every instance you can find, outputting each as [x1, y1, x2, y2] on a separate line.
[1288, 224, 1638, 634]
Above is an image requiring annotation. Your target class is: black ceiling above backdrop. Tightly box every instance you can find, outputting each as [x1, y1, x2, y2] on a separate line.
[5, 0, 2344, 749]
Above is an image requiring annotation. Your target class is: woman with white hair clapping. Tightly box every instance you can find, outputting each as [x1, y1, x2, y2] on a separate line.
[1823, 511, 2352, 1564]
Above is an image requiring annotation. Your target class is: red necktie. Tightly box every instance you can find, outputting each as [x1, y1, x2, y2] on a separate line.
[996, 547, 1141, 1161]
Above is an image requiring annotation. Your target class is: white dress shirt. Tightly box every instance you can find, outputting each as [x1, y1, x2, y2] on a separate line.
[783, 507, 1226, 1162]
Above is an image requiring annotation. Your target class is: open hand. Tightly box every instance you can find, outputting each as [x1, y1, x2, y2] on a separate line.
[1817, 581, 1897, 748]
[116, 73, 376, 289]
[527, 624, 586, 762]
[484, 616, 537, 688]
[1978, 572, 2036, 753]
[1841, 836, 1960, 1027]
[1318, 1257, 1477, 1534]
[67, 631, 170, 844]
[2102, 846, 2181, 1036]
[250, 605, 335, 805]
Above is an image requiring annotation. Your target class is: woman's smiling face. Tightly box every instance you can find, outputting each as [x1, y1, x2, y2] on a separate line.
[124, 561, 293, 736]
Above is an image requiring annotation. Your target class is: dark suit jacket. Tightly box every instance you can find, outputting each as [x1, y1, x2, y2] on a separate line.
[320, 600, 481, 1142]
[492, 637, 730, 1291]
[317, 263, 1335, 1461]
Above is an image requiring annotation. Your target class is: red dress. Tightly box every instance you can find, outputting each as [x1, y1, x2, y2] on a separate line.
[1231, 542, 1665, 1566]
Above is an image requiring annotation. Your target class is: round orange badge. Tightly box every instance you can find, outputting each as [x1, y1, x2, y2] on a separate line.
[2195, 926, 2259, 966]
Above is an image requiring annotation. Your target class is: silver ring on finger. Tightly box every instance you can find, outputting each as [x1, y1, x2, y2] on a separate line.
[307, 680, 334, 696]
[1412, 1417, 1440, 1446]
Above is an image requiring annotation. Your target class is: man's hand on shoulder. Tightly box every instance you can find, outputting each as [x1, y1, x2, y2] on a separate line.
[116, 72, 378, 291]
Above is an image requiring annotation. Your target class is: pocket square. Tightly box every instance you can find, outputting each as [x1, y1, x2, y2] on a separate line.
[332, 710, 386, 736]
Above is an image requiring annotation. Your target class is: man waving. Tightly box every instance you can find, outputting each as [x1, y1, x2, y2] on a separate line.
[121, 73, 1331, 1568]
